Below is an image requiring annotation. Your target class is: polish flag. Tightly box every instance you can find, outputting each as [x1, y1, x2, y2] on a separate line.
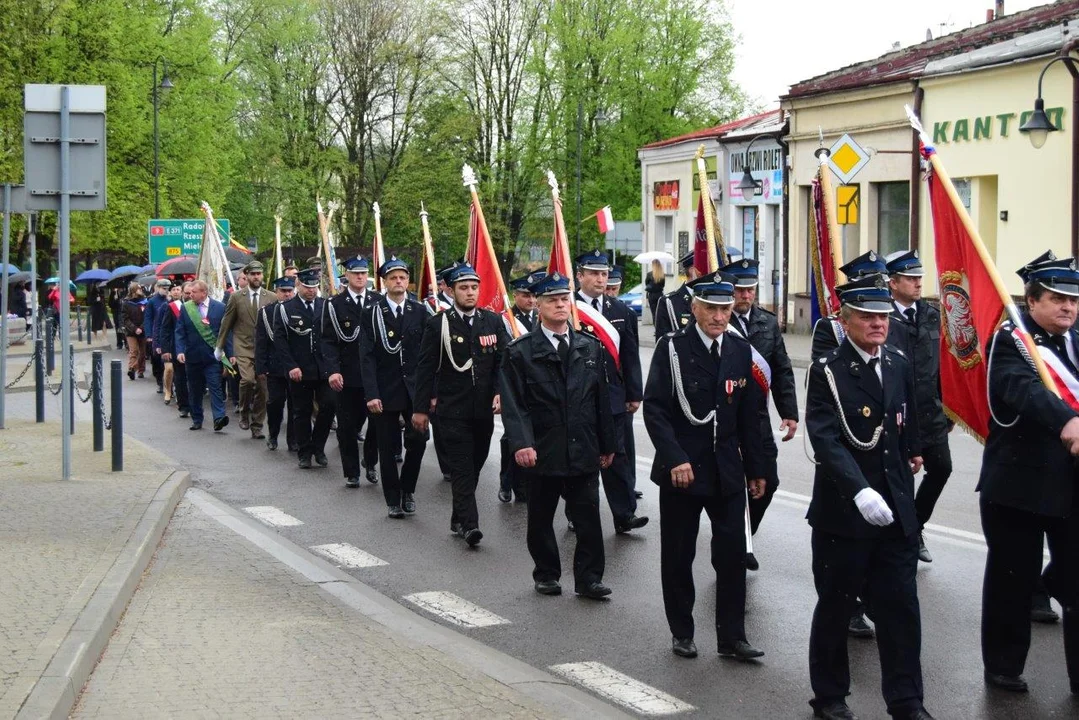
[596, 206, 614, 234]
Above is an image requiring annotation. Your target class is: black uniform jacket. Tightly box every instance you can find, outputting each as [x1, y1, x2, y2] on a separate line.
[359, 296, 426, 411]
[886, 300, 950, 445]
[810, 315, 845, 360]
[320, 289, 380, 388]
[272, 295, 326, 383]
[513, 306, 537, 333]
[742, 305, 798, 421]
[157, 302, 179, 356]
[500, 329, 616, 477]
[644, 329, 768, 497]
[577, 292, 643, 414]
[413, 307, 510, 419]
[255, 301, 286, 377]
[978, 315, 1079, 518]
[806, 341, 921, 538]
[654, 284, 693, 339]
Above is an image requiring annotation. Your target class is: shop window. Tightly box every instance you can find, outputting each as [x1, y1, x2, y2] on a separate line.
[877, 181, 910, 258]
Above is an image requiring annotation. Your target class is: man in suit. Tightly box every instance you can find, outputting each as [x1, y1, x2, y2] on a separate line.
[654, 252, 699, 339]
[644, 271, 768, 661]
[575, 250, 647, 534]
[500, 272, 616, 599]
[498, 270, 546, 503]
[273, 267, 334, 469]
[979, 251, 1079, 695]
[322, 256, 381, 487]
[174, 280, 233, 432]
[256, 276, 296, 452]
[361, 257, 428, 519]
[413, 263, 511, 546]
[144, 278, 171, 394]
[157, 282, 190, 416]
[218, 260, 276, 439]
[153, 283, 182, 406]
[720, 258, 799, 571]
[805, 274, 931, 720]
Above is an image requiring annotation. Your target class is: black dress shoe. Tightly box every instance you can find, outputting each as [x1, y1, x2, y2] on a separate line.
[213, 415, 229, 432]
[812, 700, 858, 720]
[614, 514, 649, 534]
[267, 437, 278, 451]
[917, 532, 933, 563]
[345, 476, 360, 488]
[514, 492, 528, 504]
[575, 582, 612, 600]
[984, 671, 1028, 692]
[394, 453, 403, 463]
[189, 422, 202, 431]
[179, 410, 190, 418]
[746, 552, 759, 571]
[672, 637, 698, 658]
[464, 528, 483, 547]
[298, 456, 312, 469]
[387, 505, 405, 519]
[497, 489, 512, 503]
[848, 613, 875, 639]
[634, 490, 644, 498]
[716, 639, 764, 660]
[443, 473, 452, 482]
[1031, 595, 1060, 623]
[156, 385, 163, 394]
[287, 444, 298, 453]
[128, 370, 135, 380]
[365, 468, 378, 484]
[402, 493, 416, 514]
[315, 452, 328, 467]
[451, 523, 463, 537]
[893, 708, 935, 720]
[534, 580, 562, 596]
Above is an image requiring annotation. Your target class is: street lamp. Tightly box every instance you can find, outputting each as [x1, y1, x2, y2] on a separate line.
[1019, 38, 1079, 255]
[152, 56, 173, 219]
[737, 135, 773, 202]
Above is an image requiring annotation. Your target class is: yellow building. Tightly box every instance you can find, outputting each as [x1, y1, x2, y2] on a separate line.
[782, 5, 1078, 331]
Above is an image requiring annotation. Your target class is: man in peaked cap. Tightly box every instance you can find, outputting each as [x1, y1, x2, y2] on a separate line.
[605, 266, 623, 298]
[644, 271, 769, 661]
[217, 259, 276, 439]
[978, 250, 1079, 695]
[811, 250, 891, 360]
[805, 273, 931, 720]
[257, 276, 297, 452]
[654, 251, 700, 339]
[883, 250, 952, 566]
[720, 256, 798, 572]
[500, 271, 616, 598]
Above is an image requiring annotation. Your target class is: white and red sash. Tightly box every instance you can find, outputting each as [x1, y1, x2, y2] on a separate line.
[576, 301, 621, 371]
[1009, 326, 1079, 413]
[724, 323, 771, 394]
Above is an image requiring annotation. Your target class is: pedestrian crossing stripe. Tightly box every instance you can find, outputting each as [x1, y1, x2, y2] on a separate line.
[403, 591, 510, 628]
[550, 661, 694, 715]
[311, 543, 388, 568]
[243, 506, 303, 527]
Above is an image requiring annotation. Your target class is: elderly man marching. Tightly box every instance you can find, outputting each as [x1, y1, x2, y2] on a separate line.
[805, 274, 931, 720]
[413, 263, 510, 547]
[643, 271, 768, 661]
[218, 260, 276, 439]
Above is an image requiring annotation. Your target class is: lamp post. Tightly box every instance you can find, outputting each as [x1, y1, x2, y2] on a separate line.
[152, 56, 174, 219]
[736, 135, 774, 202]
[1019, 38, 1079, 256]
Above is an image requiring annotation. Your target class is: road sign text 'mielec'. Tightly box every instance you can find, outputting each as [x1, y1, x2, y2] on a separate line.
[147, 218, 230, 264]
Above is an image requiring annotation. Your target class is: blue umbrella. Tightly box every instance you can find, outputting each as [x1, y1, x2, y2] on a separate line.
[109, 264, 143, 280]
[44, 277, 77, 290]
[2, 263, 20, 274]
[140, 263, 156, 273]
[75, 268, 112, 283]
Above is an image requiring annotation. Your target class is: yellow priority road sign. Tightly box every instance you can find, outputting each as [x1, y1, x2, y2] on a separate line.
[828, 133, 870, 185]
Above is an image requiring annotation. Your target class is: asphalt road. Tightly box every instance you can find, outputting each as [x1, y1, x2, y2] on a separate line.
[115, 343, 1076, 719]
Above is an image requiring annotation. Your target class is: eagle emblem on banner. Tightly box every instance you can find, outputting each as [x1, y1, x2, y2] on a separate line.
[939, 270, 982, 370]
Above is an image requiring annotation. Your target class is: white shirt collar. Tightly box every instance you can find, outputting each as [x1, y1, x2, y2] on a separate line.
[847, 338, 881, 363]
[454, 304, 475, 318]
[348, 288, 364, 303]
[894, 300, 914, 315]
[540, 323, 568, 350]
[578, 290, 602, 305]
[695, 323, 722, 353]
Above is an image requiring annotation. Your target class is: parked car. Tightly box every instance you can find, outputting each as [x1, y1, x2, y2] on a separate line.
[618, 282, 643, 317]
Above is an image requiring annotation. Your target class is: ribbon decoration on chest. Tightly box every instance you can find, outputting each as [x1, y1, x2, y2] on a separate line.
[724, 323, 772, 394]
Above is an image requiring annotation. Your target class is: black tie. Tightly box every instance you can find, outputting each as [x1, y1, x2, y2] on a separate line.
[396, 305, 403, 320]
[1051, 335, 1078, 373]
[867, 357, 883, 396]
[305, 301, 313, 314]
[556, 333, 570, 366]
[904, 307, 916, 325]
[737, 314, 749, 337]
[592, 297, 600, 312]
[710, 339, 720, 366]
[466, 314, 473, 327]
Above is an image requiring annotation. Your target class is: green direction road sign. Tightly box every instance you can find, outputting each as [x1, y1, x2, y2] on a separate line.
[147, 218, 231, 264]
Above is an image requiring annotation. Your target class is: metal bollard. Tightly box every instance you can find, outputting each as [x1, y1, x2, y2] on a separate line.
[110, 359, 123, 471]
[46, 319, 55, 375]
[34, 339, 44, 423]
[76, 306, 83, 342]
[92, 351, 103, 451]
[68, 344, 75, 434]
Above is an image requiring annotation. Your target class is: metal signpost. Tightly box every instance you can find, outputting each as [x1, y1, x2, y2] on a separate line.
[0, 184, 26, 430]
[147, 217, 231, 263]
[24, 84, 107, 479]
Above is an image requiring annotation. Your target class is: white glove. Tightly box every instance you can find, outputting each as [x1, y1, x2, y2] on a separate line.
[213, 347, 224, 361]
[854, 488, 895, 527]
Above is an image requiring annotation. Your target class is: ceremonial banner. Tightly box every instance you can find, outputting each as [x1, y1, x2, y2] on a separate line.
[418, 204, 441, 312]
[316, 201, 338, 297]
[808, 162, 842, 324]
[371, 202, 387, 293]
[693, 144, 724, 271]
[271, 215, 284, 281]
[462, 165, 518, 337]
[196, 201, 234, 301]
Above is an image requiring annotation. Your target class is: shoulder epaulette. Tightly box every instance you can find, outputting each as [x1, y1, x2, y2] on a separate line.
[507, 333, 529, 347]
[885, 344, 906, 358]
[816, 347, 843, 366]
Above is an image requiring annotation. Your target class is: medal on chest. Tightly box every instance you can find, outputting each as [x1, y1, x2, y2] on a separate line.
[725, 379, 734, 403]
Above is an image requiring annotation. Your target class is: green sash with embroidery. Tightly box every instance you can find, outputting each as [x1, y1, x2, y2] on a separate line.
[183, 300, 235, 372]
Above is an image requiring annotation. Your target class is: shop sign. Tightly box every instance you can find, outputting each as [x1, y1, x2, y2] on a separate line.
[653, 180, 680, 211]
[932, 107, 1065, 144]
[727, 144, 783, 204]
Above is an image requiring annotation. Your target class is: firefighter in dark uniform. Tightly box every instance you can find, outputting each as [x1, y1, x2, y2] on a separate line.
[498, 270, 546, 504]
[979, 251, 1079, 695]
[643, 272, 769, 661]
[720, 257, 799, 571]
[428, 262, 458, 480]
[805, 274, 932, 720]
[811, 251, 891, 360]
[413, 263, 510, 546]
[322, 256, 381, 487]
[361, 257, 428, 519]
[272, 268, 335, 469]
[500, 272, 616, 599]
[881, 250, 952, 565]
[654, 251, 699, 339]
[256, 276, 296, 452]
[575, 250, 648, 534]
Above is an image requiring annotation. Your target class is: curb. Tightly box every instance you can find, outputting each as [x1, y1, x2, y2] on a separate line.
[15, 470, 191, 720]
[187, 488, 633, 720]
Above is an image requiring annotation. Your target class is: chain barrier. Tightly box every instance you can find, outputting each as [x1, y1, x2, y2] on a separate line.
[94, 359, 112, 430]
[4, 346, 36, 389]
[43, 365, 63, 396]
[74, 368, 92, 403]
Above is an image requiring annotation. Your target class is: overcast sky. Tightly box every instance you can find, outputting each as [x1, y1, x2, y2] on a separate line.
[728, 0, 1049, 107]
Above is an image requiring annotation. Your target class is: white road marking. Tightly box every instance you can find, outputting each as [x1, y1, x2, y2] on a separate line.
[403, 591, 510, 628]
[550, 661, 694, 716]
[311, 543, 388, 568]
[243, 506, 303, 527]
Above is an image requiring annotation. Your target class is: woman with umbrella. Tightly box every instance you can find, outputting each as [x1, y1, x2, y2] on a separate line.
[86, 283, 110, 340]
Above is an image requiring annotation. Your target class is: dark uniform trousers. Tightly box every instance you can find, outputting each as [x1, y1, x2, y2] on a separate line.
[334, 386, 377, 477]
[748, 418, 779, 534]
[290, 380, 334, 459]
[660, 488, 747, 642]
[377, 405, 427, 507]
[431, 412, 450, 476]
[499, 436, 526, 498]
[600, 414, 637, 520]
[528, 472, 603, 588]
[981, 495, 1079, 680]
[440, 416, 495, 531]
[914, 440, 953, 527]
[266, 374, 294, 449]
